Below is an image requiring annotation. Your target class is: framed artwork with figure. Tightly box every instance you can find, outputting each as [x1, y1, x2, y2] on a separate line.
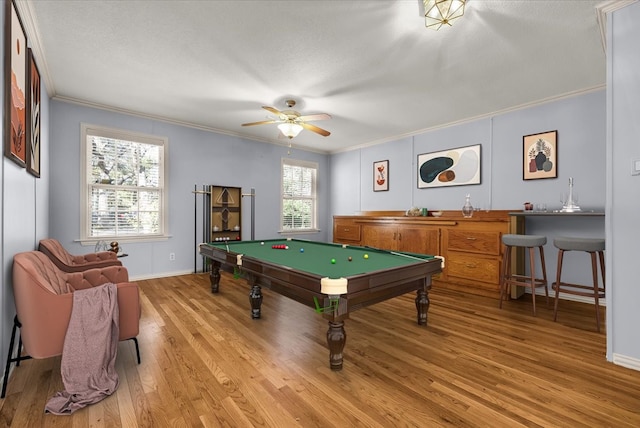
[373, 160, 388, 191]
[523, 130, 557, 180]
[4, 0, 28, 168]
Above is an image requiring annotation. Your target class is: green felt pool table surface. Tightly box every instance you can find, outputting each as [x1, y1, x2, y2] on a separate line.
[204, 239, 436, 279]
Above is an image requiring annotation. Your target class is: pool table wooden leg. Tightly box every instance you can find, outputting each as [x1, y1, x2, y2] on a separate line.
[247, 274, 263, 319]
[327, 321, 346, 370]
[209, 263, 221, 293]
[415, 287, 430, 325]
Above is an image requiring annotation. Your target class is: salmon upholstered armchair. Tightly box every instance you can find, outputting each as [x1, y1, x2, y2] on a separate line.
[38, 238, 122, 273]
[1, 251, 141, 398]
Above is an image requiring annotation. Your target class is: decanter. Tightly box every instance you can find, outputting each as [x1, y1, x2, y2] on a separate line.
[561, 177, 581, 212]
[462, 194, 474, 218]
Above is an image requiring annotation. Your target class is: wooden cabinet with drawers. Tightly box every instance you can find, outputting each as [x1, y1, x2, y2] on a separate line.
[333, 211, 520, 298]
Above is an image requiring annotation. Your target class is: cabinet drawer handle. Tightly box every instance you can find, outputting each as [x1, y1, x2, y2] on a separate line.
[398, 233, 402, 241]
[465, 263, 477, 268]
[393, 232, 397, 240]
[466, 237, 477, 240]
[344, 228, 350, 232]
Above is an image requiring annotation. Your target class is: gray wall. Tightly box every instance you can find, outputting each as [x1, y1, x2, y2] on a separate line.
[1, 5, 51, 392]
[331, 90, 605, 214]
[608, 2, 640, 368]
[49, 100, 330, 279]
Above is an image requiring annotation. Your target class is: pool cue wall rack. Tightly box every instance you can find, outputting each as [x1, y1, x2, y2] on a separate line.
[192, 185, 255, 273]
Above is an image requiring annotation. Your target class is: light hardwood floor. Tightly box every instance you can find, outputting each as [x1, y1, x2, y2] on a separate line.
[1, 272, 639, 427]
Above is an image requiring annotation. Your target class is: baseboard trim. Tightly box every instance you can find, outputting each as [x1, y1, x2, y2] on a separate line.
[130, 270, 195, 281]
[612, 353, 640, 372]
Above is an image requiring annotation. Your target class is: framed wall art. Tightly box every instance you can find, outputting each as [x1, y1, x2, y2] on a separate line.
[373, 160, 389, 192]
[4, 0, 28, 168]
[27, 48, 41, 177]
[523, 130, 557, 180]
[417, 144, 481, 189]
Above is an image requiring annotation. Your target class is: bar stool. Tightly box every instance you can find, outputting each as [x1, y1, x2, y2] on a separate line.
[499, 234, 549, 316]
[552, 237, 605, 332]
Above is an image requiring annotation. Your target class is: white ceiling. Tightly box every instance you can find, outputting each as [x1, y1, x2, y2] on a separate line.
[20, 0, 607, 154]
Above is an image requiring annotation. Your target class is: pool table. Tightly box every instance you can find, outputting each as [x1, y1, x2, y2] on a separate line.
[199, 239, 443, 370]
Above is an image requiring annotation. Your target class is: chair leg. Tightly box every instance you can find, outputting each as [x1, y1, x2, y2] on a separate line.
[16, 335, 23, 367]
[598, 250, 606, 290]
[591, 252, 602, 333]
[499, 244, 512, 308]
[130, 337, 141, 364]
[528, 247, 537, 316]
[1, 317, 20, 398]
[538, 245, 549, 306]
[553, 249, 565, 322]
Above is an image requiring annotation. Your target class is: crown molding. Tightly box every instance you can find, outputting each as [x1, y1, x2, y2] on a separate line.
[595, 0, 638, 53]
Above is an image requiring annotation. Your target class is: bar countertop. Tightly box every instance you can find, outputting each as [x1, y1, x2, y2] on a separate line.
[508, 210, 604, 217]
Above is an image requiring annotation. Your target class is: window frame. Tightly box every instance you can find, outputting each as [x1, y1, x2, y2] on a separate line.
[280, 158, 319, 233]
[80, 123, 169, 243]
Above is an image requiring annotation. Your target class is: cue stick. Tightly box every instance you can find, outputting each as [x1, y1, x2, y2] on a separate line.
[241, 188, 256, 240]
[363, 245, 440, 264]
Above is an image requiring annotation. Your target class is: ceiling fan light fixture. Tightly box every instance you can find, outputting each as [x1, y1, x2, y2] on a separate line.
[424, 0, 466, 30]
[278, 122, 304, 139]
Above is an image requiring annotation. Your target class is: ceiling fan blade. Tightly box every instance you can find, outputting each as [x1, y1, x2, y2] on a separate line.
[300, 122, 330, 137]
[262, 106, 285, 119]
[297, 113, 331, 122]
[241, 120, 277, 127]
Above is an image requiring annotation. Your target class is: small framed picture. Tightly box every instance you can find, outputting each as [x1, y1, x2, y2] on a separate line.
[373, 160, 389, 192]
[523, 130, 558, 180]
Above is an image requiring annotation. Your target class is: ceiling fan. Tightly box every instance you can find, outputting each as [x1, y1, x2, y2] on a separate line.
[242, 99, 331, 139]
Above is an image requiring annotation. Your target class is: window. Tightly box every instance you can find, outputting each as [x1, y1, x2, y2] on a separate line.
[281, 158, 318, 231]
[81, 124, 168, 242]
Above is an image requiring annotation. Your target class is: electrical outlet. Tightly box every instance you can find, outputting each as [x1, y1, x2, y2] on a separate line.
[169, 252, 175, 261]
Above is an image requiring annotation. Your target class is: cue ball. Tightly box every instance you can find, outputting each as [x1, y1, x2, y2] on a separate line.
[285, 245, 289, 249]
[348, 257, 352, 261]
[300, 248, 304, 253]
[331, 258, 336, 264]
[260, 242, 264, 245]
[364, 254, 369, 259]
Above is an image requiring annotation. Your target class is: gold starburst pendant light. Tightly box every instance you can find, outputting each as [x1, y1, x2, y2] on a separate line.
[424, 0, 466, 30]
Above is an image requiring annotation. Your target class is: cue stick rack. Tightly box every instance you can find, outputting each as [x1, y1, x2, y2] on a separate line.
[192, 185, 255, 273]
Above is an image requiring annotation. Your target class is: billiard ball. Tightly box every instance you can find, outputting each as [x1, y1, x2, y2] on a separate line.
[285, 245, 289, 249]
[260, 242, 264, 245]
[331, 258, 336, 264]
[364, 254, 369, 259]
[348, 257, 352, 261]
[300, 248, 304, 253]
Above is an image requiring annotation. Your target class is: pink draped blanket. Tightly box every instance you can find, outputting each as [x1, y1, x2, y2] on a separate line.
[45, 282, 120, 415]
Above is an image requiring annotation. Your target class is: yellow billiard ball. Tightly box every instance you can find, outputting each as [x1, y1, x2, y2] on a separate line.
[364, 254, 369, 259]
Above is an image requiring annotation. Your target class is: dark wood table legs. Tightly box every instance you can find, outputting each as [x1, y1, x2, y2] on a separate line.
[327, 321, 346, 371]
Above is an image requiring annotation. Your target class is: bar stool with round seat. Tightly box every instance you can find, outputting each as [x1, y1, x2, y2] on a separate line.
[552, 237, 605, 332]
[499, 234, 549, 316]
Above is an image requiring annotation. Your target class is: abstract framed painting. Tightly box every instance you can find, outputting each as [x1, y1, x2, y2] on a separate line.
[417, 144, 481, 188]
[373, 160, 389, 191]
[523, 130, 557, 180]
[3, 0, 28, 168]
[27, 48, 41, 177]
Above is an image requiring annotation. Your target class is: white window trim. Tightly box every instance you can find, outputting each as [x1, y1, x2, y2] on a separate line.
[79, 123, 170, 244]
[280, 158, 320, 233]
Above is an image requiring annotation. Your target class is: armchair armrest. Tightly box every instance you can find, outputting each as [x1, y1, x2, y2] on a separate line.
[72, 251, 119, 264]
[67, 265, 130, 290]
[116, 282, 141, 341]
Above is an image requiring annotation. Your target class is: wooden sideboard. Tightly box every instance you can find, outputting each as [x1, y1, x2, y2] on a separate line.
[333, 211, 523, 298]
